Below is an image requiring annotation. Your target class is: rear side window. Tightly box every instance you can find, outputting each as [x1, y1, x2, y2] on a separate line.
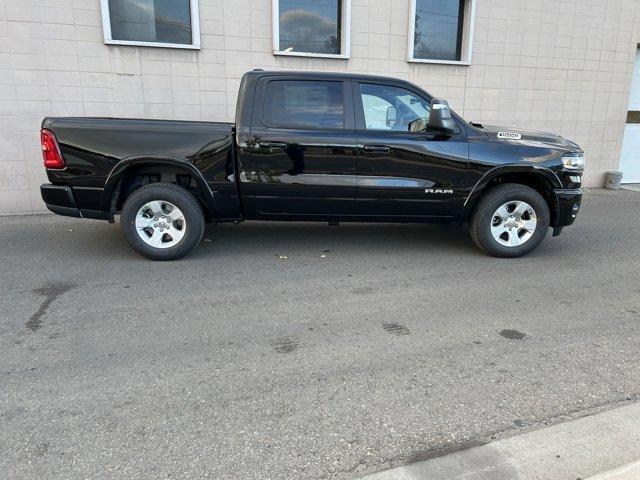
[263, 80, 344, 130]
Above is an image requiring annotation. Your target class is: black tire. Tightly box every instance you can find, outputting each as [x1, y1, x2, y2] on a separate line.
[469, 183, 550, 258]
[121, 183, 205, 261]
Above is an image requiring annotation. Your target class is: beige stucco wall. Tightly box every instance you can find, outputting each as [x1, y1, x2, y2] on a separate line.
[1, 0, 639, 215]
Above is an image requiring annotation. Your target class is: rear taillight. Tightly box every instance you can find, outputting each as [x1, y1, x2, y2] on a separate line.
[41, 128, 65, 169]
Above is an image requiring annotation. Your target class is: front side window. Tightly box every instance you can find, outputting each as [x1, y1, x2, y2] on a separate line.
[359, 84, 430, 132]
[409, 0, 475, 63]
[263, 81, 344, 130]
[273, 0, 351, 58]
[101, 0, 200, 48]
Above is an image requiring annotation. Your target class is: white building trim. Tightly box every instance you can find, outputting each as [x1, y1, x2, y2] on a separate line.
[272, 0, 351, 59]
[99, 0, 201, 50]
[407, 0, 475, 65]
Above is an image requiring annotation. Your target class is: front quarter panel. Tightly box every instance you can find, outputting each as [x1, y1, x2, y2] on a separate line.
[467, 130, 569, 177]
[462, 128, 570, 219]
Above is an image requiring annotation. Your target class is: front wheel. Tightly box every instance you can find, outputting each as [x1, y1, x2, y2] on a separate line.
[469, 183, 550, 258]
[121, 183, 205, 260]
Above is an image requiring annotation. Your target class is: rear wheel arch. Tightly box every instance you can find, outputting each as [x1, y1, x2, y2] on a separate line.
[103, 157, 216, 221]
[465, 168, 560, 226]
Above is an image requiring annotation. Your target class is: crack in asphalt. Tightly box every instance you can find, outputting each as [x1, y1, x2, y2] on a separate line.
[26, 283, 76, 332]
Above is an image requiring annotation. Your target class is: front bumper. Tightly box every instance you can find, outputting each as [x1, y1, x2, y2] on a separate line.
[552, 187, 582, 233]
[41, 184, 81, 218]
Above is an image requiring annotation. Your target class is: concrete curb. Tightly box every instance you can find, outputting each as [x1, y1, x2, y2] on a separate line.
[585, 460, 640, 480]
[358, 403, 640, 480]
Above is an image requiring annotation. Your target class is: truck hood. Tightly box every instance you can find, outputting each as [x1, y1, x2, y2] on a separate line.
[477, 124, 582, 154]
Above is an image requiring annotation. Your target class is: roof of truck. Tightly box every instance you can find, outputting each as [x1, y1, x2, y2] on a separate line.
[243, 69, 420, 85]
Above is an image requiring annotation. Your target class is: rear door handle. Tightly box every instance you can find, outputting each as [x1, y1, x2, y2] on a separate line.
[363, 145, 391, 153]
[259, 141, 287, 149]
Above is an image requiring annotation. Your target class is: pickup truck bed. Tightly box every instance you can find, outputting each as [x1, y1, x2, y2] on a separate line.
[41, 117, 239, 221]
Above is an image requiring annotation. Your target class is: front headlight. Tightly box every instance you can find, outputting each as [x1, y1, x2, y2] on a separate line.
[562, 153, 585, 171]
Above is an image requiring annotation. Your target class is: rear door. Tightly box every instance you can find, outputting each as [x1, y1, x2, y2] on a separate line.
[238, 75, 357, 218]
[353, 80, 469, 218]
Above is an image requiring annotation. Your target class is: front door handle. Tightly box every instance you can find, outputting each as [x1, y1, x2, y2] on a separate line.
[363, 145, 391, 153]
[259, 141, 287, 149]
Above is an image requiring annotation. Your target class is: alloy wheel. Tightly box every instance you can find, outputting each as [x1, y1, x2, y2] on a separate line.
[490, 200, 537, 247]
[135, 200, 186, 249]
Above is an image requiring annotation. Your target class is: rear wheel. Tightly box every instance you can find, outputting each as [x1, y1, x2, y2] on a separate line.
[470, 183, 550, 258]
[121, 183, 205, 260]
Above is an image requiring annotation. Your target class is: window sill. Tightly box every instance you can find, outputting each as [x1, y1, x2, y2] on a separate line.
[273, 50, 349, 60]
[104, 39, 201, 50]
[407, 57, 471, 66]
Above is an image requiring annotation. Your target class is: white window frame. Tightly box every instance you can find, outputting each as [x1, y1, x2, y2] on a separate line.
[407, 0, 475, 65]
[272, 0, 351, 59]
[99, 0, 201, 50]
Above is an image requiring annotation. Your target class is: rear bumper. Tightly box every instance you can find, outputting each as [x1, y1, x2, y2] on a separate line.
[553, 187, 582, 230]
[41, 184, 81, 218]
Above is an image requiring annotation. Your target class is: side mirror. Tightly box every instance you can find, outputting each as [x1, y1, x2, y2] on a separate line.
[428, 99, 456, 133]
[386, 105, 397, 127]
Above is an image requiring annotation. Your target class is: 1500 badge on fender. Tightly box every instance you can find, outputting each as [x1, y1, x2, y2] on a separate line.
[497, 132, 522, 140]
[39, 70, 584, 260]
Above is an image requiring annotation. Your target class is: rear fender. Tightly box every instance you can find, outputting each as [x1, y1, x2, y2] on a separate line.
[103, 156, 216, 218]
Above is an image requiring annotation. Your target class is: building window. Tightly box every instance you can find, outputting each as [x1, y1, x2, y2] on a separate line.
[408, 0, 475, 64]
[272, 0, 351, 59]
[100, 0, 201, 49]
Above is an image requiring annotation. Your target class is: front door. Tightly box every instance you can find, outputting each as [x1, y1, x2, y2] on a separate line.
[238, 77, 357, 218]
[353, 81, 469, 219]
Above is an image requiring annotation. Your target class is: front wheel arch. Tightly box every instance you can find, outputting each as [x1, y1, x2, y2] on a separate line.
[464, 168, 559, 226]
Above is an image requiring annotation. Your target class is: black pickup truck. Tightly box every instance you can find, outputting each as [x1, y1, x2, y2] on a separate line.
[40, 70, 583, 260]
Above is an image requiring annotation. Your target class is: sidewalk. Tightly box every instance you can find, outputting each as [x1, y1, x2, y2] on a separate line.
[359, 402, 640, 480]
[586, 461, 640, 480]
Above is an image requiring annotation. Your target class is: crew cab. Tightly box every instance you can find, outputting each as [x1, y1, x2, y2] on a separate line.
[40, 70, 583, 260]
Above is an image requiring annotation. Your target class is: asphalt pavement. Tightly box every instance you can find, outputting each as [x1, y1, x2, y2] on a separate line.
[1, 188, 639, 479]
